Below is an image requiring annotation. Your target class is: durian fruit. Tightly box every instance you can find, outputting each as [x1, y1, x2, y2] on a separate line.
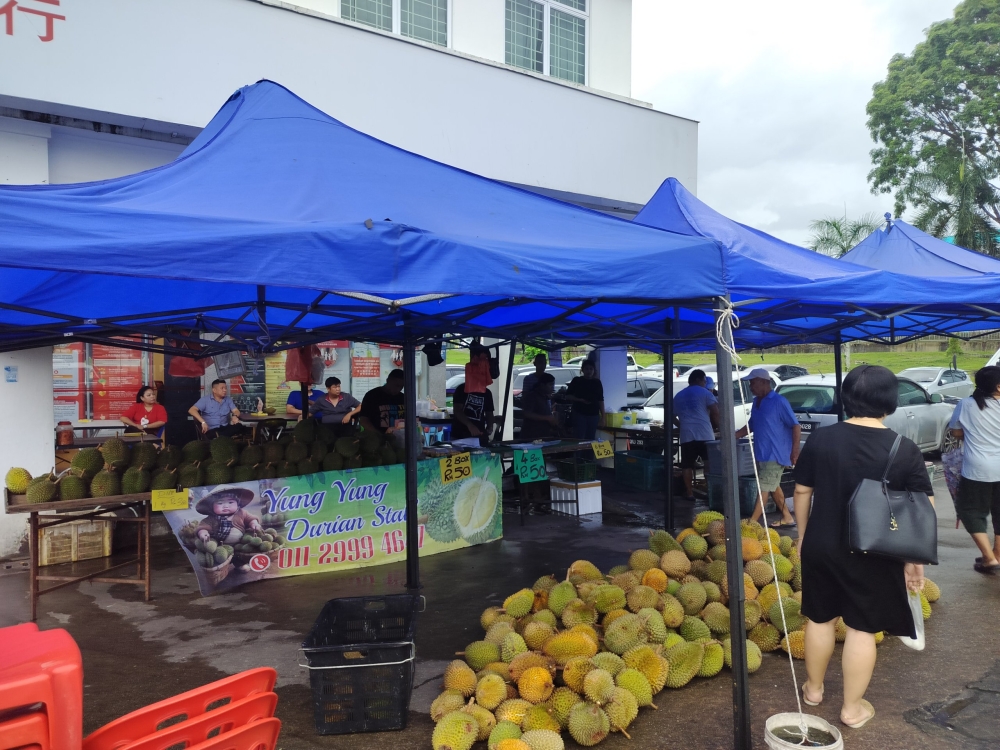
[182, 439, 209, 463]
[542, 631, 597, 665]
[605, 686, 639, 736]
[322, 452, 344, 472]
[693, 510, 725, 534]
[744, 599, 763, 630]
[607, 564, 630, 577]
[592, 585, 626, 614]
[676, 527, 698, 543]
[547, 687, 582, 729]
[660, 593, 685, 628]
[560, 657, 594, 693]
[768, 597, 805, 634]
[576, 580, 603, 604]
[724, 638, 763, 672]
[698, 641, 725, 678]
[476, 673, 508, 710]
[276, 461, 297, 478]
[71, 447, 105, 478]
[742, 537, 764, 561]
[480, 662, 512, 682]
[334, 436, 360, 458]
[745, 559, 775, 587]
[151, 468, 179, 491]
[623, 645, 668, 691]
[791, 561, 803, 592]
[689, 559, 711, 581]
[616, 667, 656, 706]
[679, 616, 711, 643]
[444, 659, 478, 697]
[721, 571, 758, 601]
[834, 617, 848, 643]
[25, 473, 58, 503]
[590, 652, 625, 678]
[682, 534, 709, 560]
[663, 642, 703, 688]
[285, 442, 309, 464]
[649, 528, 682, 555]
[640, 567, 668, 593]
[131, 441, 158, 471]
[90, 468, 121, 498]
[463, 701, 498, 741]
[567, 702, 610, 747]
[488, 721, 523, 750]
[629, 548, 660, 572]
[603, 609, 629, 629]
[255, 463, 278, 480]
[663, 632, 685, 650]
[121, 466, 150, 494]
[609, 570, 641, 594]
[533, 574, 558, 592]
[705, 560, 728, 585]
[496, 740, 531, 750]
[263, 442, 285, 465]
[232, 465, 256, 483]
[583, 668, 616, 705]
[874, 630, 885, 645]
[495, 699, 533, 726]
[509, 652, 555, 681]
[58, 474, 89, 501]
[749, 622, 781, 652]
[923, 579, 941, 603]
[780, 630, 805, 660]
[604, 613, 647, 655]
[238, 445, 262, 467]
[757, 582, 792, 615]
[532, 590, 549, 613]
[637, 607, 667, 642]
[463, 641, 501, 672]
[772, 554, 794, 583]
[99, 437, 129, 469]
[531, 610, 558, 629]
[676, 582, 708, 615]
[701, 601, 731, 635]
[919, 591, 932, 620]
[431, 690, 468, 721]
[625, 585, 659, 613]
[517, 667, 554, 704]
[521, 705, 560, 733]
[702, 580, 722, 604]
[432, 710, 478, 750]
[520, 728, 564, 750]
[524, 621, 555, 651]
[502, 633, 528, 663]
[706, 519, 727, 547]
[708, 544, 727, 562]
[547, 581, 577, 616]
[205, 463, 233, 486]
[561, 599, 597, 629]
[567, 560, 603, 585]
[293, 418, 316, 444]
[504, 588, 536, 618]
[178, 462, 204, 489]
[659, 549, 691, 579]
[298, 458, 320, 476]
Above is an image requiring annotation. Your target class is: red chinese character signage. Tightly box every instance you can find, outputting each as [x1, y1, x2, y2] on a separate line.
[1, 0, 65, 42]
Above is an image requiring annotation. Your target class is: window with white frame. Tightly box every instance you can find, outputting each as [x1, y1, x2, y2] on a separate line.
[341, 0, 449, 47]
[505, 0, 587, 85]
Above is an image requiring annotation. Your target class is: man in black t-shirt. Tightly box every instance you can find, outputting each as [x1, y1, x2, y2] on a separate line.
[565, 360, 605, 439]
[452, 383, 499, 444]
[359, 369, 405, 434]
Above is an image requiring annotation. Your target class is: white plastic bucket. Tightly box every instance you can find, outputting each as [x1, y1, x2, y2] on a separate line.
[765, 713, 843, 750]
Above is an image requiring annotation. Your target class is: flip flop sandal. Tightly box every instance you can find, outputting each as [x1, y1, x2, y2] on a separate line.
[841, 699, 875, 729]
[770, 521, 797, 528]
[973, 561, 1000, 574]
[802, 684, 823, 706]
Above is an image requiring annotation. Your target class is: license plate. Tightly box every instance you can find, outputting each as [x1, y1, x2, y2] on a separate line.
[799, 421, 817, 432]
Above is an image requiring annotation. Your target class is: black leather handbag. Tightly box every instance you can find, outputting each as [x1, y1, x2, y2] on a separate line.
[847, 434, 938, 564]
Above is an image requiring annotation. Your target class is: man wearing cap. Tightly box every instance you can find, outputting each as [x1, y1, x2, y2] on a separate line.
[673, 369, 721, 501]
[735, 368, 800, 527]
[195, 486, 262, 546]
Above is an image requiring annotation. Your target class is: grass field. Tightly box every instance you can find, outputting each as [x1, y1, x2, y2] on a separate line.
[446, 347, 994, 374]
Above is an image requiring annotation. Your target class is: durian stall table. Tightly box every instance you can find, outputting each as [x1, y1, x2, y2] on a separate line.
[4, 491, 152, 621]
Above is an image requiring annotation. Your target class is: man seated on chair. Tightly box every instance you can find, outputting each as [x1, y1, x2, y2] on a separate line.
[285, 381, 324, 421]
[311, 377, 362, 437]
[189, 379, 246, 438]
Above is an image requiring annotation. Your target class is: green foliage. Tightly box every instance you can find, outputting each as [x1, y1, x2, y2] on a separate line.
[946, 336, 964, 357]
[866, 0, 1000, 254]
[808, 214, 884, 257]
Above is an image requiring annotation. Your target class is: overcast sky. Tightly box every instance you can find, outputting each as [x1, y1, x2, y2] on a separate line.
[632, 0, 959, 246]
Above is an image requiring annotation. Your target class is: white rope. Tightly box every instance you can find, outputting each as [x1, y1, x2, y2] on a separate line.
[716, 302, 809, 742]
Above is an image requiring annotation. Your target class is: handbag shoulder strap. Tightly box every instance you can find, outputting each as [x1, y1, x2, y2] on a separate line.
[881, 433, 903, 484]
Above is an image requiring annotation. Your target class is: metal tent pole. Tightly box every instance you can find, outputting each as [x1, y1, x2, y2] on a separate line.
[713, 298, 752, 750]
[300, 381, 309, 419]
[662, 343, 675, 531]
[834, 333, 844, 422]
[403, 340, 421, 590]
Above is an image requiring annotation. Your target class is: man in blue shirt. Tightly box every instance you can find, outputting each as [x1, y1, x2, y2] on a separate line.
[736, 368, 800, 527]
[189, 379, 245, 438]
[285, 382, 324, 420]
[673, 369, 720, 500]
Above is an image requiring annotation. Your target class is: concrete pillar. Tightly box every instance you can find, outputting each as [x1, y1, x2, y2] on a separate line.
[595, 347, 628, 412]
[483, 339, 515, 440]
[0, 348, 55, 557]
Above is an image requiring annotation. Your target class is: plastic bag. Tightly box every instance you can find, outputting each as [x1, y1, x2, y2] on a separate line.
[897, 590, 925, 651]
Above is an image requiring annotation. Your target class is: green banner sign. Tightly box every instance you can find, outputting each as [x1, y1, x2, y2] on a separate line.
[164, 454, 502, 596]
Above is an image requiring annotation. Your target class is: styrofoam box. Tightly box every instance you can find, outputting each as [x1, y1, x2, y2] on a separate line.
[549, 479, 602, 515]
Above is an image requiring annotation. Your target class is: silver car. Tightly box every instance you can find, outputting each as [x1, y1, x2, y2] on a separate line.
[776, 374, 956, 454]
[897, 368, 974, 399]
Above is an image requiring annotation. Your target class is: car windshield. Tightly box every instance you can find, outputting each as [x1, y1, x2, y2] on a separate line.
[898, 368, 939, 383]
[776, 385, 837, 414]
[445, 374, 465, 389]
[645, 387, 665, 408]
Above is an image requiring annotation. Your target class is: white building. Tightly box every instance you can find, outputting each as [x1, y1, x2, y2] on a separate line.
[0, 0, 698, 556]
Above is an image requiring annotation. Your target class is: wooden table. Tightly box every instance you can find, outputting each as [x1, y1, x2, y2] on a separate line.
[5, 491, 152, 621]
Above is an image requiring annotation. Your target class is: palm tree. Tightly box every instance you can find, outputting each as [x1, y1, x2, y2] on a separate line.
[808, 213, 884, 257]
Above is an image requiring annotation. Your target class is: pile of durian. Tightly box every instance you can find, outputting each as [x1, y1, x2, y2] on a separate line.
[429, 511, 942, 750]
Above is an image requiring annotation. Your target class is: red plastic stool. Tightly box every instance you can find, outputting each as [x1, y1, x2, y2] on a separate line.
[0, 624, 82, 750]
[0, 711, 49, 750]
[115, 694, 277, 750]
[83, 668, 277, 750]
[188, 719, 280, 750]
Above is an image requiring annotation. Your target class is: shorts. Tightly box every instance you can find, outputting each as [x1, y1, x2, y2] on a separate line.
[680, 441, 708, 470]
[756, 461, 785, 493]
[957, 477, 1000, 535]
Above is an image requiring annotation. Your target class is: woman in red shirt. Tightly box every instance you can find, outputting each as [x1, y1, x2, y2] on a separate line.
[121, 386, 168, 436]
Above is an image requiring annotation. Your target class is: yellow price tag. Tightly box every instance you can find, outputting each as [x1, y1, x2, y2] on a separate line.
[440, 452, 472, 485]
[591, 440, 614, 460]
[151, 488, 189, 512]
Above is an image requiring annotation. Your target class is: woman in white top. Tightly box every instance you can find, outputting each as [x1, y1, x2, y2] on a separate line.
[949, 366, 1000, 574]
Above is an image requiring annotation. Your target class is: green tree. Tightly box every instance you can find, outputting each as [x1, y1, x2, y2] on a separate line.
[867, 0, 1000, 253]
[808, 213, 883, 257]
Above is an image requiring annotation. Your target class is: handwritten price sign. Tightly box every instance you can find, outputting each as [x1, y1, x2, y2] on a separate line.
[513, 449, 548, 483]
[151, 488, 188, 512]
[440, 452, 472, 485]
[591, 440, 614, 460]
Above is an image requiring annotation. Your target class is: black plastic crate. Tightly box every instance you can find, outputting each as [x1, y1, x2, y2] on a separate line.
[554, 459, 597, 483]
[301, 595, 420, 735]
[707, 475, 759, 517]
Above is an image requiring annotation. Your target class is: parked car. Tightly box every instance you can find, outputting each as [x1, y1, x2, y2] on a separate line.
[640, 374, 778, 432]
[564, 354, 644, 372]
[896, 367, 974, 399]
[775, 374, 955, 453]
[626, 376, 665, 407]
[642, 363, 692, 377]
[754, 363, 810, 381]
[446, 365, 465, 380]
[445, 373, 464, 397]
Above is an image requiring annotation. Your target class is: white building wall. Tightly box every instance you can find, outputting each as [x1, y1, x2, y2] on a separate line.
[0, 119, 50, 184]
[48, 129, 184, 185]
[452, 0, 505, 63]
[589, 0, 632, 98]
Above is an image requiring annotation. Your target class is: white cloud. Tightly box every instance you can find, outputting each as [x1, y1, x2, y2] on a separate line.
[632, 0, 959, 246]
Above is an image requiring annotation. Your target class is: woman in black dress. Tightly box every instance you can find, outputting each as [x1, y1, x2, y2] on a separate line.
[793, 365, 933, 729]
